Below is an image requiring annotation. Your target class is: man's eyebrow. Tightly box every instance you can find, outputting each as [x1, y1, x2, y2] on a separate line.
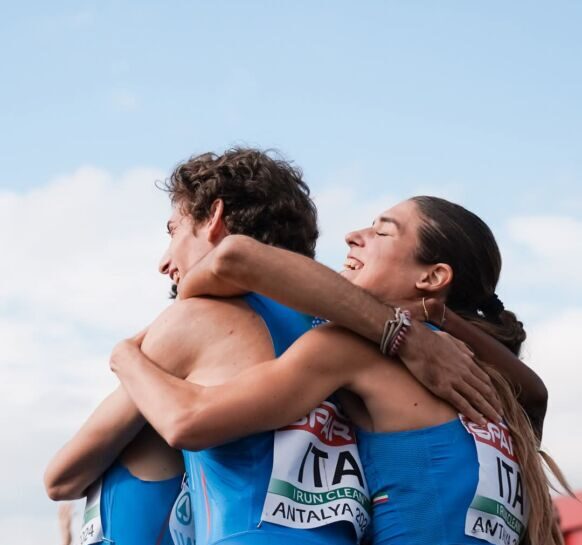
[373, 216, 402, 230]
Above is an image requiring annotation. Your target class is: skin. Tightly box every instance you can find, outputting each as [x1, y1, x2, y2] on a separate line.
[44, 201, 277, 499]
[110, 200, 546, 453]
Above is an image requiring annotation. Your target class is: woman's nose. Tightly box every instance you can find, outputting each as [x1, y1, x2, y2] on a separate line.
[345, 228, 366, 248]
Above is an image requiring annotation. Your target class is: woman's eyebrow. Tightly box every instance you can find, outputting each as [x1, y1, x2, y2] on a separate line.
[373, 216, 402, 231]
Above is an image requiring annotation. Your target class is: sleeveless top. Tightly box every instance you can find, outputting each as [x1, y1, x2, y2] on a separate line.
[98, 461, 182, 545]
[182, 293, 354, 545]
[357, 418, 486, 544]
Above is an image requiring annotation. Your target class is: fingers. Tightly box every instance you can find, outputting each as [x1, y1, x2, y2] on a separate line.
[447, 390, 487, 426]
[453, 379, 501, 423]
[461, 364, 503, 416]
[434, 331, 503, 420]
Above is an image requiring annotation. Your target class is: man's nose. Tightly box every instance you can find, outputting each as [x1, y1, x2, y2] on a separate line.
[158, 249, 171, 275]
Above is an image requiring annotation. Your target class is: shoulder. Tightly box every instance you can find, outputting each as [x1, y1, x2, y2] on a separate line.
[150, 296, 252, 332]
[143, 296, 257, 364]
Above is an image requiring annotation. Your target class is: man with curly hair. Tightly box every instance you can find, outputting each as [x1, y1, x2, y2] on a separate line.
[45, 148, 330, 545]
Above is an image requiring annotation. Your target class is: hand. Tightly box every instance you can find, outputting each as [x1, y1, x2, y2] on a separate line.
[110, 329, 147, 374]
[177, 241, 246, 300]
[399, 322, 502, 425]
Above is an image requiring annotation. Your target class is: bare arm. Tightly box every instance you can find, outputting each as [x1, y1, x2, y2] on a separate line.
[44, 387, 145, 500]
[178, 236, 546, 423]
[111, 326, 363, 450]
[44, 303, 199, 502]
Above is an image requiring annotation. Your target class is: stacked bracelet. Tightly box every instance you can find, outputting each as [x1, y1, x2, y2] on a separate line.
[380, 308, 412, 356]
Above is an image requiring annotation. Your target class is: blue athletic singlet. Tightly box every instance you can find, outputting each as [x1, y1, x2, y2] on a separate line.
[357, 418, 484, 545]
[182, 293, 355, 545]
[98, 462, 182, 545]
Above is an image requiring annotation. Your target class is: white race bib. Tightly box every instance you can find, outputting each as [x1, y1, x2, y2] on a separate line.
[261, 401, 371, 541]
[80, 479, 104, 545]
[169, 475, 196, 545]
[460, 415, 529, 545]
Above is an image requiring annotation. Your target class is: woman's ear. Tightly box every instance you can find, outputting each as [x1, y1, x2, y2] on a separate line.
[415, 263, 453, 293]
[207, 199, 227, 241]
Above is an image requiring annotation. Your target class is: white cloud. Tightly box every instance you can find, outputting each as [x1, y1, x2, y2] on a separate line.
[0, 166, 174, 543]
[523, 308, 582, 488]
[0, 165, 171, 332]
[503, 215, 582, 290]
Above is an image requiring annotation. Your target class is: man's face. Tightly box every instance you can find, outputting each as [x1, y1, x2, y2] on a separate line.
[158, 206, 214, 286]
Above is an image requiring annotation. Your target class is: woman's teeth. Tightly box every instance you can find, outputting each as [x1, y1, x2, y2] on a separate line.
[343, 258, 363, 271]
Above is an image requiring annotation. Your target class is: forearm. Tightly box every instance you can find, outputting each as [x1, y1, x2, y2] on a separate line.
[44, 387, 145, 500]
[208, 236, 391, 342]
[113, 327, 352, 451]
[113, 349, 204, 449]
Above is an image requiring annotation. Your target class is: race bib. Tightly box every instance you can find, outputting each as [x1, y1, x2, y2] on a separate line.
[261, 400, 371, 541]
[169, 475, 196, 545]
[80, 479, 104, 545]
[460, 415, 529, 545]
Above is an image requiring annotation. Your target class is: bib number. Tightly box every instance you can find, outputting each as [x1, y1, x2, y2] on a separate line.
[169, 475, 196, 545]
[460, 416, 529, 545]
[80, 479, 104, 545]
[261, 401, 371, 541]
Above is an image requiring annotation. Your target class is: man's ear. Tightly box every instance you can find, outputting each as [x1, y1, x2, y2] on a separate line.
[207, 199, 227, 241]
[415, 263, 453, 293]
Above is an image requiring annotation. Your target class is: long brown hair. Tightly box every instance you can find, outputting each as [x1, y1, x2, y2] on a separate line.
[411, 195, 572, 545]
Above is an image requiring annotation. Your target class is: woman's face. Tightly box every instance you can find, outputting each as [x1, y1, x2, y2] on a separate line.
[342, 199, 429, 302]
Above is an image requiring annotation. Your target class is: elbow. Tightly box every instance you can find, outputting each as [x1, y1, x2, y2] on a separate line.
[522, 379, 548, 439]
[528, 376, 549, 417]
[45, 484, 79, 502]
[161, 407, 209, 452]
[44, 470, 85, 501]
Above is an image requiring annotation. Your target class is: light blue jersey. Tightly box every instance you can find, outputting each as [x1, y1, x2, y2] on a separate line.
[182, 293, 355, 545]
[357, 419, 484, 545]
[97, 462, 182, 545]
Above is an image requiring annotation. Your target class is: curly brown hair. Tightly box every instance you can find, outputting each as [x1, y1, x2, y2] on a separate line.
[162, 148, 318, 258]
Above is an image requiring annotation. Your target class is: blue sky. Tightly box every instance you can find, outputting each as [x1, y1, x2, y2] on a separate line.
[3, 1, 581, 216]
[1, 2, 581, 542]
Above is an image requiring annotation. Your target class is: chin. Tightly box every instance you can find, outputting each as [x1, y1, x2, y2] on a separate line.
[340, 269, 357, 283]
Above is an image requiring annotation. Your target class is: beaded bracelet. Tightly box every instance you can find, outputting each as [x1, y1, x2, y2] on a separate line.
[380, 308, 412, 356]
